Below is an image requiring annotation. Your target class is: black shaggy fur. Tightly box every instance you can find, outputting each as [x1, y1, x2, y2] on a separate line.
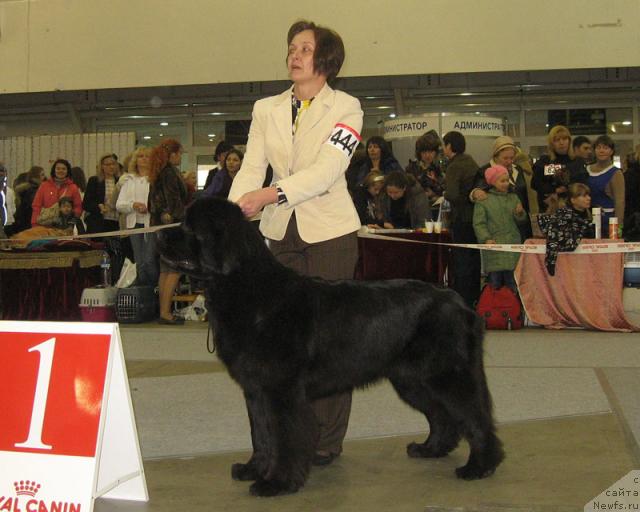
[158, 197, 504, 497]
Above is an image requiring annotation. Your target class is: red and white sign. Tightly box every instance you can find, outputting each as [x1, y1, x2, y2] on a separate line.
[0, 321, 147, 512]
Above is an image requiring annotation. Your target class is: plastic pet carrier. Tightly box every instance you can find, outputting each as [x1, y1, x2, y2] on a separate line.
[79, 286, 117, 322]
[116, 286, 158, 323]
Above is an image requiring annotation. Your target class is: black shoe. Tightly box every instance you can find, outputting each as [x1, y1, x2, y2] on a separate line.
[158, 316, 185, 325]
[312, 452, 338, 466]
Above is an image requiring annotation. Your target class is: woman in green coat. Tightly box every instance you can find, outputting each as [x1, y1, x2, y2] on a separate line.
[473, 165, 528, 290]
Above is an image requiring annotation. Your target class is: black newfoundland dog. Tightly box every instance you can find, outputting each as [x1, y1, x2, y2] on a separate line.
[158, 197, 504, 497]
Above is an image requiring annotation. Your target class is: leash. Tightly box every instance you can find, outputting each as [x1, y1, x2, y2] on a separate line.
[359, 230, 640, 255]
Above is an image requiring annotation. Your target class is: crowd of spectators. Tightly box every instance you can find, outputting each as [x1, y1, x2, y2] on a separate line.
[0, 126, 637, 316]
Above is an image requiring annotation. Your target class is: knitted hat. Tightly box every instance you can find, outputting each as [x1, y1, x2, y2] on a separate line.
[492, 136, 516, 157]
[485, 165, 509, 186]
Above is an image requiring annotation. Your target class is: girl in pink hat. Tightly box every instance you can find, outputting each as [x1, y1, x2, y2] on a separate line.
[473, 165, 528, 290]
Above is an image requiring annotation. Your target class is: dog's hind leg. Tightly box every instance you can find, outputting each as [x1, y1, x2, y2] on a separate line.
[427, 371, 504, 480]
[248, 385, 319, 497]
[389, 373, 461, 458]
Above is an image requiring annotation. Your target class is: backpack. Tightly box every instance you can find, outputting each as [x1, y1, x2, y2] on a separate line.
[476, 285, 523, 330]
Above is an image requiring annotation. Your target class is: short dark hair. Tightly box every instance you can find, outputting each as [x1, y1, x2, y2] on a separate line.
[415, 130, 441, 159]
[594, 135, 615, 153]
[287, 20, 345, 83]
[50, 159, 72, 178]
[572, 135, 591, 149]
[215, 140, 234, 159]
[443, 131, 466, 155]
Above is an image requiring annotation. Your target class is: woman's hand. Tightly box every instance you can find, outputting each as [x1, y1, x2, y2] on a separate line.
[485, 239, 497, 244]
[473, 189, 488, 202]
[514, 203, 524, 215]
[98, 203, 108, 214]
[236, 187, 278, 218]
[383, 222, 394, 229]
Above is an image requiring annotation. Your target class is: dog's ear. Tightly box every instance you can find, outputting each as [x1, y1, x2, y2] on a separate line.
[187, 198, 249, 276]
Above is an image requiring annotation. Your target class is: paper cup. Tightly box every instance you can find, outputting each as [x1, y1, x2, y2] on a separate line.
[424, 221, 434, 233]
[434, 221, 442, 234]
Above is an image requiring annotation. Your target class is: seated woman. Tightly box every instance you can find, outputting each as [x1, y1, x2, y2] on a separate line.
[31, 159, 82, 226]
[537, 183, 594, 276]
[203, 148, 243, 199]
[351, 171, 385, 226]
[83, 153, 121, 234]
[378, 171, 430, 229]
[12, 196, 85, 246]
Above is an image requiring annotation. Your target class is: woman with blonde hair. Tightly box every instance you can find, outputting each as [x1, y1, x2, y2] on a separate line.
[148, 138, 188, 324]
[531, 125, 589, 212]
[83, 153, 121, 234]
[116, 147, 158, 286]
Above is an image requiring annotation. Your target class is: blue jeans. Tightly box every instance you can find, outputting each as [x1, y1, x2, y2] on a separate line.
[130, 225, 159, 286]
[487, 270, 516, 292]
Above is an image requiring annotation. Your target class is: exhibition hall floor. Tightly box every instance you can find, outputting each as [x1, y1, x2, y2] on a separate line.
[98, 324, 640, 512]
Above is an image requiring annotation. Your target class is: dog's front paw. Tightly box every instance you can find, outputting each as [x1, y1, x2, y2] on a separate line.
[231, 462, 259, 481]
[249, 478, 299, 497]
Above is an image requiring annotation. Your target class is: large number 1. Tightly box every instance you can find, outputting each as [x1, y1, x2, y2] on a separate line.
[15, 337, 56, 450]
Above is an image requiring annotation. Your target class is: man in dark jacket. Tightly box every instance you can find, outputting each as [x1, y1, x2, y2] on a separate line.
[443, 131, 481, 307]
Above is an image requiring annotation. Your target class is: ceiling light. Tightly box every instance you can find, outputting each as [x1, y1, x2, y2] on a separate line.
[143, 136, 151, 140]
[459, 92, 473, 96]
[208, 133, 216, 137]
[389, 113, 396, 118]
[611, 125, 617, 133]
[622, 121, 632, 126]
[160, 122, 169, 126]
[376, 106, 392, 110]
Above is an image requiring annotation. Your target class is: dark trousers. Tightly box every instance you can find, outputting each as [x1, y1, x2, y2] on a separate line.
[487, 270, 516, 291]
[451, 221, 481, 307]
[269, 215, 358, 455]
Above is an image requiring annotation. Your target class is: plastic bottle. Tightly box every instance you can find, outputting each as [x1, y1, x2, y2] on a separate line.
[100, 251, 112, 287]
[609, 217, 619, 239]
[592, 207, 602, 239]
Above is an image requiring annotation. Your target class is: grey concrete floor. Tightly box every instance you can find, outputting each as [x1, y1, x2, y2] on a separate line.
[97, 324, 640, 512]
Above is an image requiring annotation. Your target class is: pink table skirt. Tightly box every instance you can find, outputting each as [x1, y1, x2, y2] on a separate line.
[515, 239, 639, 332]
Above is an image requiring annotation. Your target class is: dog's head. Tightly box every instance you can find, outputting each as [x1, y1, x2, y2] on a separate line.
[157, 197, 262, 279]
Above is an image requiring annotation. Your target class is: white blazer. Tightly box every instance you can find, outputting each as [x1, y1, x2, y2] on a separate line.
[228, 83, 363, 243]
[116, 174, 151, 228]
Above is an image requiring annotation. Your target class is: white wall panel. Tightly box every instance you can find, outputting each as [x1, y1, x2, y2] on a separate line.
[0, 132, 135, 181]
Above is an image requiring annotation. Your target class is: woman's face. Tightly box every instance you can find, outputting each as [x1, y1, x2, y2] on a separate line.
[169, 149, 183, 166]
[493, 174, 510, 193]
[495, 148, 515, 169]
[287, 29, 318, 84]
[386, 185, 406, 200]
[571, 193, 591, 211]
[226, 153, 242, 175]
[594, 143, 614, 163]
[368, 143, 382, 161]
[54, 163, 68, 180]
[552, 135, 570, 155]
[101, 157, 118, 177]
[367, 181, 383, 196]
[136, 151, 150, 173]
[420, 150, 436, 165]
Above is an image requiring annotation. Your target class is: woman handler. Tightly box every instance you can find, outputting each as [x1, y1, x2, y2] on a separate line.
[229, 20, 363, 466]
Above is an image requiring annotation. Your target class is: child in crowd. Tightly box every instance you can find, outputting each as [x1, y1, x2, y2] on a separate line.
[537, 183, 593, 276]
[52, 196, 86, 235]
[473, 165, 528, 290]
